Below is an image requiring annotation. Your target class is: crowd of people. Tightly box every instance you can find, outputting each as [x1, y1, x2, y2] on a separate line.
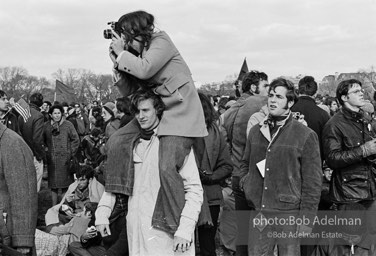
[1, 9, 376, 256]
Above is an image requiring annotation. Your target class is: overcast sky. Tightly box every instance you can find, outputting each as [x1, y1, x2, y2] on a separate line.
[1, 0, 375, 85]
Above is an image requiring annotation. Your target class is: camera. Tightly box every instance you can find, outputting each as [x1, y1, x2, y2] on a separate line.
[103, 21, 122, 39]
[292, 112, 301, 120]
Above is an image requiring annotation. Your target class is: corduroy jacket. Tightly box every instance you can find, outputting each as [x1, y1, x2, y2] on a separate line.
[240, 114, 322, 216]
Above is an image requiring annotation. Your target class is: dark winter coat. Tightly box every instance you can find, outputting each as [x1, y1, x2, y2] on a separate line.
[0, 123, 37, 249]
[0, 110, 20, 134]
[18, 103, 45, 161]
[193, 124, 233, 206]
[44, 119, 80, 189]
[291, 96, 330, 161]
[323, 107, 376, 203]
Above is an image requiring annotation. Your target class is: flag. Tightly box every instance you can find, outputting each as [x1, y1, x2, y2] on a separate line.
[237, 58, 249, 82]
[55, 80, 77, 103]
[14, 98, 31, 123]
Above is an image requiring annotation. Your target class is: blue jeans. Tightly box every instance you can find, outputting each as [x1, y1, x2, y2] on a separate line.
[151, 136, 194, 234]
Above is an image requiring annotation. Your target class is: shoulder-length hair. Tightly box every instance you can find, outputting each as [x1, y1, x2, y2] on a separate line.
[118, 10, 155, 49]
[198, 92, 218, 129]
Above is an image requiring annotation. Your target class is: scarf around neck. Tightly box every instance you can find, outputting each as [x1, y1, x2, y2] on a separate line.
[267, 111, 290, 136]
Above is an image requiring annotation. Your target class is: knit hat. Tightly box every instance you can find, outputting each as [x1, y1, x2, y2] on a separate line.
[103, 102, 115, 117]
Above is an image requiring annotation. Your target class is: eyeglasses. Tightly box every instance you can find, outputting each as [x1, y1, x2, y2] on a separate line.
[348, 89, 364, 95]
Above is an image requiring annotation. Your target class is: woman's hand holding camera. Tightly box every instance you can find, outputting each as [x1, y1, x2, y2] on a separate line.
[109, 30, 126, 60]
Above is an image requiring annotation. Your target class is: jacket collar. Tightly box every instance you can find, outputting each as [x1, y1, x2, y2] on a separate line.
[29, 103, 40, 111]
[341, 106, 364, 121]
[298, 95, 316, 104]
[259, 112, 293, 144]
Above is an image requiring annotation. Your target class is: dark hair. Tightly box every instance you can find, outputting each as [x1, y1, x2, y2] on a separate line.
[325, 97, 337, 107]
[336, 79, 362, 106]
[61, 102, 69, 107]
[43, 100, 52, 107]
[217, 97, 229, 113]
[84, 201, 99, 225]
[116, 97, 132, 115]
[90, 127, 102, 137]
[84, 202, 98, 215]
[92, 106, 102, 116]
[298, 76, 318, 96]
[268, 78, 298, 104]
[0, 90, 7, 98]
[49, 104, 64, 115]
[130, 90, 165, 119]
[118, 10, 155, 49]
[198, 93, 218, 128]
[242, 71, 268, 93]
[77, 164, 94, 180]
[29, 93, 43, 107]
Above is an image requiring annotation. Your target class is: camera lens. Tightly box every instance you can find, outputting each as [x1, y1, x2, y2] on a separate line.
[103, 29, 112, 39]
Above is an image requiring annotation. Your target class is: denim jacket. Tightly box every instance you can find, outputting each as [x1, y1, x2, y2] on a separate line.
[104, 119, 140, 195]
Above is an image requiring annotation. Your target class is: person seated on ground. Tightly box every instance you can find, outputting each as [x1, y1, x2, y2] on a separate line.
[35, 202, 98, 256]
[81, 128, 105, 168]
[69, 195, 128, 256]
[45, 165, 104, 228]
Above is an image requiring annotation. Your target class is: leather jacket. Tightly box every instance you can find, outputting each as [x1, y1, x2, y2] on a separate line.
[322, 107, 376, 203]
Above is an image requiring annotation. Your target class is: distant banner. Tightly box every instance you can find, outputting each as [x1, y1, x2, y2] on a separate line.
[237, 58, 249, 82]
[55, 80, 77, 103]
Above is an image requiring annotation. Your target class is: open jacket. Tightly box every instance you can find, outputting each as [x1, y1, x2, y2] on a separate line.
[322, 107, 376, 203]
[240, 114, 322, 219]
[0, 123, 37, 248]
